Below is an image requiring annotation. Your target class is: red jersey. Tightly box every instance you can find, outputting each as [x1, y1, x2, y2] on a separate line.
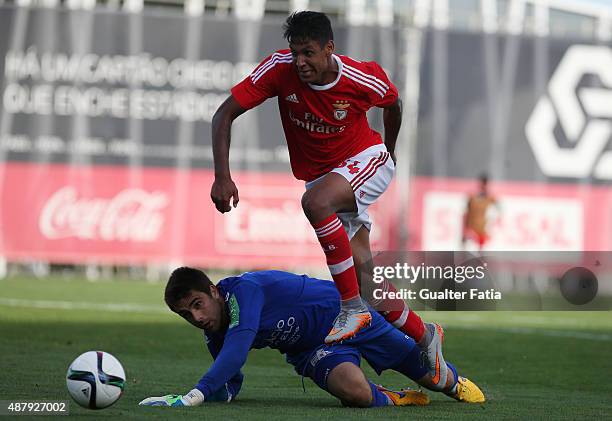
[231, 50, 398, 181]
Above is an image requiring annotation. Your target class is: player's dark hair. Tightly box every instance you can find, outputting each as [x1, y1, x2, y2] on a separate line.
[165, 267, 214, 309]
[479, 173, 489, 185]
[283, 11, 333, 47]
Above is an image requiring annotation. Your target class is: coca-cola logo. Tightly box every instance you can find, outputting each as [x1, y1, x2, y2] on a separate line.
[39, 186, 168, 242]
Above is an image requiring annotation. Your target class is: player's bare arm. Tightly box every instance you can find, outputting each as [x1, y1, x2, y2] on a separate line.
[382, 98, 402, 164]
[210, 96, 247, 213]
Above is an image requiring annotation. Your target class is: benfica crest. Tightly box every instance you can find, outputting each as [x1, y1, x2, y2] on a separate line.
[333, 100, 350, 120]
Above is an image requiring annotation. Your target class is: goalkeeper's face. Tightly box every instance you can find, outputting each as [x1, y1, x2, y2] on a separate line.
[173, 286, 228, 333]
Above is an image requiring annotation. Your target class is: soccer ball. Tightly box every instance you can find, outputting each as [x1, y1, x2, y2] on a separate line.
[66, 351, 126, 409]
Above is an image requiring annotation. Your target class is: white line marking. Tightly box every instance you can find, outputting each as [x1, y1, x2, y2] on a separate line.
[0, 298, 169, 314]
[452, 325, 612, 342]
[1, 298, 610, 341]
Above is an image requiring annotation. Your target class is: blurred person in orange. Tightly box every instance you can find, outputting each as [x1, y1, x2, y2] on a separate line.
[463, 174, 498, 251]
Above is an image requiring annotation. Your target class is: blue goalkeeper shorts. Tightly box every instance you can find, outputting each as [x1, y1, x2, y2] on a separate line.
[286, 310, 428, 391]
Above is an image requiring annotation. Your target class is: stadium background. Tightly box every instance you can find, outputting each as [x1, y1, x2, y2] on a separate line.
[1, 0, 612, 273]
[0, 0, 611, 418]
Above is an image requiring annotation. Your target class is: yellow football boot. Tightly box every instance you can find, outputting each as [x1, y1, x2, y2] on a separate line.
[377, 385, 430, 406]
[450, 376, 486, 403]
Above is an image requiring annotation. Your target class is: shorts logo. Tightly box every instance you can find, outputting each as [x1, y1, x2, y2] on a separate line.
[333, 100, 350, 120]
[359, 190, 366, 199]
[310, 349, 333, 366]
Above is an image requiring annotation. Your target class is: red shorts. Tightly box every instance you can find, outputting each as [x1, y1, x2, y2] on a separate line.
[463, 228, 489, 247]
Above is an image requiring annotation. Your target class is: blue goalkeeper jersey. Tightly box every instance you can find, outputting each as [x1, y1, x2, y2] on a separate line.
[196, 270, 341, 398]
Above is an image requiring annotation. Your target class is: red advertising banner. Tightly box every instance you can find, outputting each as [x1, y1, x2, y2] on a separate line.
[2, 164, 609, 269]
[408, 176, 612, 252]
[0, 162, 396, 269]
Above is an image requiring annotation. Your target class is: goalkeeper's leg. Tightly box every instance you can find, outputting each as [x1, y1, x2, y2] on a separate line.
[302, 345, 429, 408]
[326, 362, 430, 407]
[394, 347, 486, 403]
[357, 315, 485, 404]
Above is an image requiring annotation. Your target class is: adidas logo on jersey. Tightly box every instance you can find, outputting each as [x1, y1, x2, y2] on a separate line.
[285, 93, 299, 103]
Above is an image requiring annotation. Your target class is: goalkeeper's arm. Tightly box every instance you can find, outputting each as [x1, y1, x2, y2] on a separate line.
[139, 330, 254, 407]
[205, 333, 245, 401]
[195, 329, 255, 400]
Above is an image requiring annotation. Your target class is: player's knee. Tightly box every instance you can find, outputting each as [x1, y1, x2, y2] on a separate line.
[327, 363, 372, 407]
[301, 190, 332, 221]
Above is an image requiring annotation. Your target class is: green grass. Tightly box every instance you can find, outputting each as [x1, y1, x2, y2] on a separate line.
[1, 276, 611, 419]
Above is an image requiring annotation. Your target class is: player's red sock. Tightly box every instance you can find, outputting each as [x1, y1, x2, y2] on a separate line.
[380, 283, 425, 342]
[312, 214, 360, 301]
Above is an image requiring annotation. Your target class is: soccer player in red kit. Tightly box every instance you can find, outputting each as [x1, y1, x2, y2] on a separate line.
[211, 11, 447, 389]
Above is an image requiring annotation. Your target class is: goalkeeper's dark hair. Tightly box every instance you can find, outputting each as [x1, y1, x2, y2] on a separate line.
[283, 11, 333, 47]
[165, 267, 214, 308]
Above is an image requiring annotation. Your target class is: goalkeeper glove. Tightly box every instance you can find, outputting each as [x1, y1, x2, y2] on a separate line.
[139, 389, 205, 407]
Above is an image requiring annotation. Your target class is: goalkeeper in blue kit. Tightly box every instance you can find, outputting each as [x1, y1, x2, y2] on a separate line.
[139, 267, 485, 408]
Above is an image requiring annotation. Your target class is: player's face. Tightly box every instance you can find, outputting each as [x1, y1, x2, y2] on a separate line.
[174, 286, 228, 333]
[289, 38, 335, 84]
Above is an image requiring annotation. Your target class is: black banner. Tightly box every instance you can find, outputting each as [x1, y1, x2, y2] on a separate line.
[416, 30, 612, 184]
[0, 6, 401, 172]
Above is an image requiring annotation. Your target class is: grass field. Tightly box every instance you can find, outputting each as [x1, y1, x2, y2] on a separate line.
[1, 275, 611, 420]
